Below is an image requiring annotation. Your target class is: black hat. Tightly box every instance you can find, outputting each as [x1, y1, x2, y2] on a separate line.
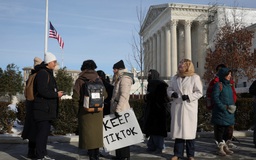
[81, 60, 97, 71]
[113, 60, 125, 69]
[97, 70, 106, 79]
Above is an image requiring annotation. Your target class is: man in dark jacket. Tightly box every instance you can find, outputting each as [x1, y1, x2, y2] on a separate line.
[144, 69, 169, 154]
[33, 52, 63, 160]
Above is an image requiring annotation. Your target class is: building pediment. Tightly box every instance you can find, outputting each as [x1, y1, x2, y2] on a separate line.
[140, 4, 168, 34]
[141, 3, 210, 34]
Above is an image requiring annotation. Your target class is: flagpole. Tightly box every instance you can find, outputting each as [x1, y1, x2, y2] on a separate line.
[44, 0, 49, 55]
[61, 49, 64, 68]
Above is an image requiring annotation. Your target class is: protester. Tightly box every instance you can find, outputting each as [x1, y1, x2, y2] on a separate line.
[143, 69, 169, 154]
[33, 52, 63, 160]
[206, 64, 237, 148]
[97, 70, 113, 116]
[249, 79, 256, 148]
[21, 57, 42, 159]
[96, 70, 114, 158]
[211, 67, 235, 156]
[72, 60, 106, 160]
[167, 59, 203, 160]
[110, 60, 134, 160]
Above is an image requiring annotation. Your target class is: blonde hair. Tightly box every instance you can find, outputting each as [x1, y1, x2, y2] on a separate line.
[177, 59, 195, 77]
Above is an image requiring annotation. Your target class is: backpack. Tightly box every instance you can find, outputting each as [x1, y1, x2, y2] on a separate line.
[249, 80, 256, 96]
[24, 70, 49, 101]
[206, 81, 223, 110]
[82, 78, 104, 113]
[24, 73, 37, 101]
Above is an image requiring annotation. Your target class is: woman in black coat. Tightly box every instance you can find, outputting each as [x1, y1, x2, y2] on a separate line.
[144, 69, 169, 153]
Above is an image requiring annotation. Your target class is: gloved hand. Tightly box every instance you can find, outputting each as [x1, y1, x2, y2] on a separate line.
[182, 95, 189, 101]
[114, 112, 121, 118]
[227, 105, 236, 114]
[171, 92, 178, 98]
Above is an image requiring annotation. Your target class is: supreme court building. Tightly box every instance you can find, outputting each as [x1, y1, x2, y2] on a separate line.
[141, 3, 256, 83]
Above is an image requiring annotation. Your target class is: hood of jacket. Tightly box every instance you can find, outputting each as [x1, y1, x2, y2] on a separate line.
[78, 69, 99, 81]
[217, 67, 231, 84]
[118, 69, 135, 84]
[148, 69, 159, 81]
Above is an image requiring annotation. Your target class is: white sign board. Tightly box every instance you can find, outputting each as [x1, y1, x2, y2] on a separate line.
[103, 109, 144, 151]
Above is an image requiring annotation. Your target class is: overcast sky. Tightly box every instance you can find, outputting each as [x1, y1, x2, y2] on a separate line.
[0, 0, 256, 75]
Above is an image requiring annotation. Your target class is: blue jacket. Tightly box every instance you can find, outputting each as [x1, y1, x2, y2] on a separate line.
[211, 68, 235, 126]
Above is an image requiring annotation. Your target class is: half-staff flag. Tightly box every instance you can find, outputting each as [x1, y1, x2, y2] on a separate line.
[49, 21, 64, 49]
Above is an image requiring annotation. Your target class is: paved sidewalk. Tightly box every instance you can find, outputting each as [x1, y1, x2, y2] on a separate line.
[0, 132, 256, 160]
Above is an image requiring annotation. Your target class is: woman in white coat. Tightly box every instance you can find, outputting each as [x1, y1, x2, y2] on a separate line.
[167, 59, 203, 160]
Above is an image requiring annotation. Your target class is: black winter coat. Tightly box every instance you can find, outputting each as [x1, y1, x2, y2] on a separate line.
[33, 65, 59, 121]
[102, 81, 114, 116]
[144, 79, 169, 137]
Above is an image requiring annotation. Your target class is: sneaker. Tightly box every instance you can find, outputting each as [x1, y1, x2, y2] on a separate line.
[227, 141, 237, 149]
[161, 148, 166, 153]
[37, 155, 55, 160]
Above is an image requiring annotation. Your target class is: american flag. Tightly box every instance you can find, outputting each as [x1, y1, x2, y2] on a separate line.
[49, 21, 64, 49]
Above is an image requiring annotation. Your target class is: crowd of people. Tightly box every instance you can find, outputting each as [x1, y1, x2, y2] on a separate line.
[21, 52, 255, 160]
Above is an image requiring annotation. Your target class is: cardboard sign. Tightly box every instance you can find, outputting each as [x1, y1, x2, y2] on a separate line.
[103, 109, 144, 151]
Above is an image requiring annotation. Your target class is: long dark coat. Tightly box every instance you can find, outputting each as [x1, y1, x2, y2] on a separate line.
[144, 70, 169, 137]
[72, 70, 104, 150]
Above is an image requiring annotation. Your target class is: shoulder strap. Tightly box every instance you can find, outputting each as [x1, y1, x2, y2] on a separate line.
[219, 82, 223, 91]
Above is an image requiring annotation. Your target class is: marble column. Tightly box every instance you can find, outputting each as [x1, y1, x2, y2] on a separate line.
[152, 34, 157, 70]
[165, 23, 171, 78]
[184, 20, 192, 60]
[156, 31, 161, 73]
[171, 20, 178, 77]
[197, 21, 207, 77]
[178, 26, 185, 62]
[160, 27, 165, 77]
[149, 37, 153, 70]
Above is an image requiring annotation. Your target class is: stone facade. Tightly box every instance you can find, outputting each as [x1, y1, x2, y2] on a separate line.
[141, 3, 256, 84]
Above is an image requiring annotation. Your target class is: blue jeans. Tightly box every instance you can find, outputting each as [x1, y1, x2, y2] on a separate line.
[173, 139, 195, 158]
[147, 135, 165, 151]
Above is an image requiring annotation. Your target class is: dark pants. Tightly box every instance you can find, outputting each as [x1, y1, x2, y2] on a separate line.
[254, 102, 256, 146]
[35, 120, 51, 159]
[173, 139, 195, 158]
[214, 125, 229, 143]
[223, 125, 234, 141]
[88, 148, 99, 160]
[116, 146, 130, 159]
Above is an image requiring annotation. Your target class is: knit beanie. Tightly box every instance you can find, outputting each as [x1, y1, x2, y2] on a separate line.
[44, 52, 57, 64]
[34, 57, 42, 67]
[113, 60, 125, 69]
